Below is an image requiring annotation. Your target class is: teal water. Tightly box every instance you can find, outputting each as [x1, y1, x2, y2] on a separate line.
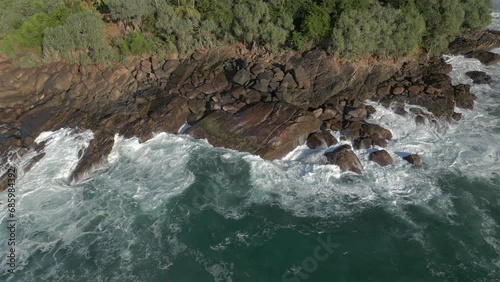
[2, 11, 500, 282]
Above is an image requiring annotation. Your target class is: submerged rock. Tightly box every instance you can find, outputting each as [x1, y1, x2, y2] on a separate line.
[324, 145, 363, 174]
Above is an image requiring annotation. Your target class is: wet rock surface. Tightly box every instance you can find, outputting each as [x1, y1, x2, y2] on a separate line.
[369, 150, 393, 167]
[403, 154, 423, 166]
[466, 71, 492, 84]
[324, 145, 363, 174]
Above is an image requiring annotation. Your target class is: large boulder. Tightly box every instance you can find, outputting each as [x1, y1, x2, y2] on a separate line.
[187, 102, 321, 159]
[306, 131, 338, 149]
[369, 150, 393, 166]
[466, 71, 492, 84]
[233, 69, 252, 85]
[324, 145, 363, 174]
[362, 123, 393, 141]
[43, 71, 73, 95]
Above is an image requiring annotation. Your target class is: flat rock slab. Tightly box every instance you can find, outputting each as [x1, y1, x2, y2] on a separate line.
[186, 102, 321, 160]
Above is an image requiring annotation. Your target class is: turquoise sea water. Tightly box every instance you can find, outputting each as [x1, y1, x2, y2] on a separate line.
[2, 8, 500, 282]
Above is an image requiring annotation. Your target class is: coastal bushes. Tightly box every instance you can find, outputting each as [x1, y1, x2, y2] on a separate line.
[43, 11, 112, 64]
[0, 0, 495, 64]
[331, 2, 425, 58]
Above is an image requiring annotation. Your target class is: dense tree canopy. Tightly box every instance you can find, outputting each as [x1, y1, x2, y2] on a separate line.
[0, 0, 494, 65]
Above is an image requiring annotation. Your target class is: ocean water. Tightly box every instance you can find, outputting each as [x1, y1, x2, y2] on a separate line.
[2, 11, 500, 282]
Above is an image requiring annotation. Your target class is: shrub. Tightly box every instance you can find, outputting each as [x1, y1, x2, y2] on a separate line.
[43, 11, 112, 64]
[155, 2, 217, 55]
[0, 0, 63, 38]
[331, 3, 425, 59]
[117, 32, 155, 56]
[108, 0, 154, 26]
[196, 0, 234, 32]
[232, 0, 291, 49]
[291, 31, 309, 51]
[0, 37, 17, 59]
[461, 0, 492, 29]
[301, 3, 331, 42]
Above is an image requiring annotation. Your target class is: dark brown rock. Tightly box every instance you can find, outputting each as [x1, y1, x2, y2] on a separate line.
[403, 154, 422, 166]
[186, 102, 321, 160]
[392, 86, 405, 95]
[281, 73, 297, 88]
[453, 84, 475, 110]
[245, 90, 261, 104]
[408, 85, 421, 95]
[318, 108, 337, 121]
[70, 131, 114, 182]
[362, 123, 393, 141]
[465, 50, 500, 66]
[324, 145, 363, 174]
[377, 84, 391, 96]
[369, 150, 393, 166]
[292, 66, 310, 88]
[188, 99, 206, 114]
[452, 112, 463, 121]
[366, 105, 376, 117]
[466, 71, 492, 84]
[306, 132, 338, 149]
[448, 29, 500, 55]
[353, 138, 372, 150]
[233, 69, 252, 85]
[43, 71, 72, 95]
[253, 79, 269, 92]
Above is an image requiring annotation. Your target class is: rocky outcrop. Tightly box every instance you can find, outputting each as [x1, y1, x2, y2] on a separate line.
[465, 50, 500, 66]
[2, 29, 500, 185]
[374, 58, 476, 120]
[449, 29, 500, 55]
[369, 150, 393, 166]
[466, 71, 492, 84]
[324, 145, 363, 174]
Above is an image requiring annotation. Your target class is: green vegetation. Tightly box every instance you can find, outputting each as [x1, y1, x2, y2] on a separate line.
[0, 0, 493, 65]
[116, 32, 155, 57]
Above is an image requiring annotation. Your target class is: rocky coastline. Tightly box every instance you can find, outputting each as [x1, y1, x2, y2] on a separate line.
[1, 30, 500, 188]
